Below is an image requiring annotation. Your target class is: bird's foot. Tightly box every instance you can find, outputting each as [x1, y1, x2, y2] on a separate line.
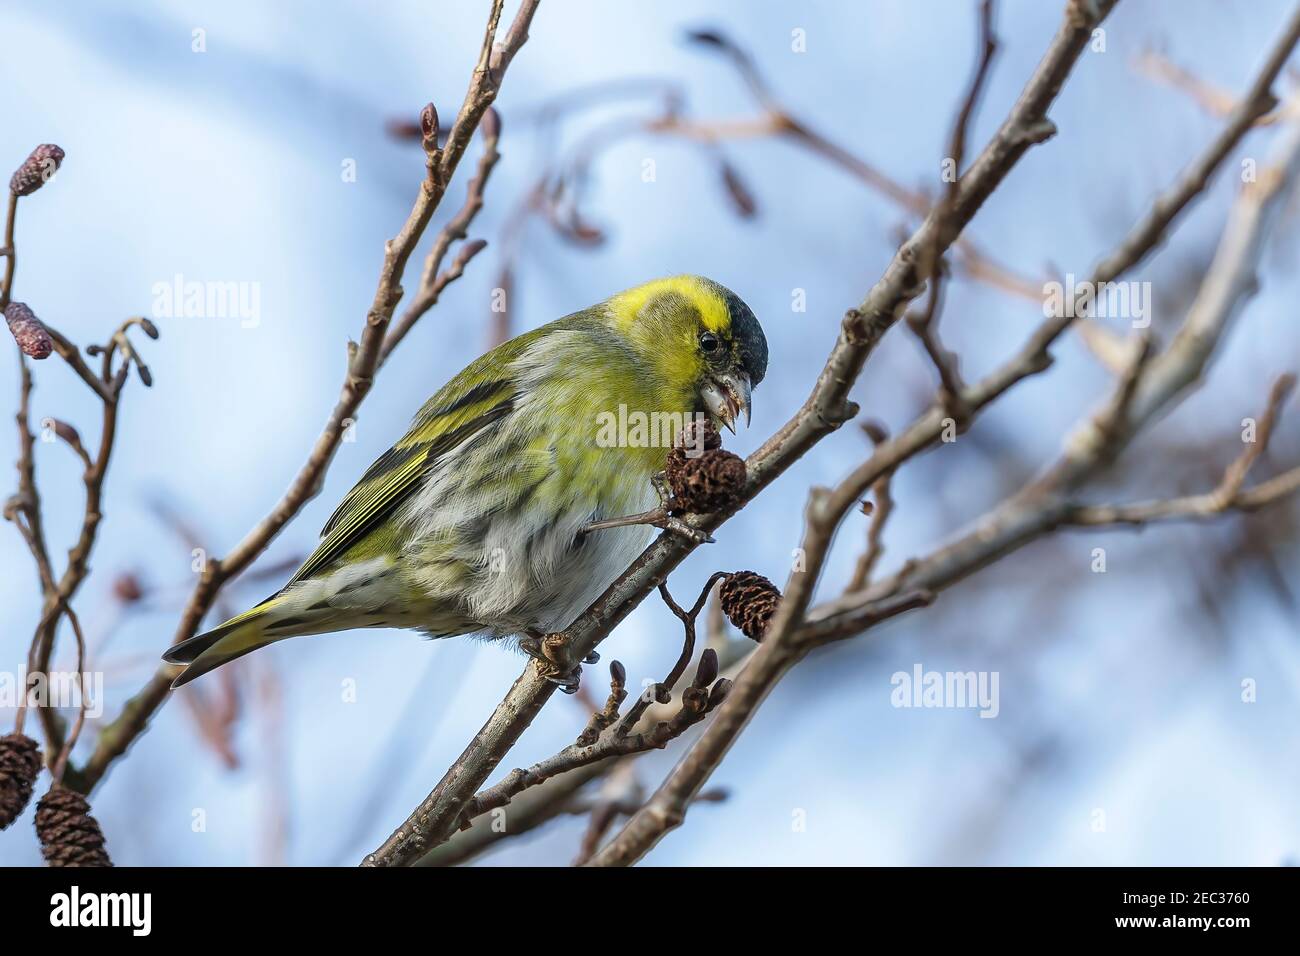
[651, 471, 672, 507]
[576, 474, 713, 545]
[655, 514, 715, 545]
[541, 666, 582, 694]
[520, 632, 583, 694]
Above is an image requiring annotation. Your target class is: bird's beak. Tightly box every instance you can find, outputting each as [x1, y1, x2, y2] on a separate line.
[700, 370, 752, 434]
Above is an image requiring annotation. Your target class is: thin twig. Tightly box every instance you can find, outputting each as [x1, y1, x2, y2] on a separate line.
[906, 0, 997, 420]
[586, 587, 931, 867]
[1065, 373, 1297, 525]
[1133, 49, 1293, 126]
[846, 421, 897, 592]
[1, 192, 16, 310]
[380, 108, 502, 364]
[450, 645, 729, 833]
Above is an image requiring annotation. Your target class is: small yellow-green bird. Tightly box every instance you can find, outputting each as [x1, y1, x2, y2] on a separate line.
[164, 276, 767, 689]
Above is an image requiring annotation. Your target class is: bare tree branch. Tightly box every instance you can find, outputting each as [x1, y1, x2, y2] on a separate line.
[380, 108, 502, 364]
[585, 587, 930, 867]
[6, 305, 150, 774]
[818, 110, 1300, 636]
[415, 626, 753, 867]
[451, 646, 729, 837]
[845, 421, 897, 592]
[906, 0, 997, 419]
[1066, 373, 1297, 525]
[1133, 48, 1296, 126]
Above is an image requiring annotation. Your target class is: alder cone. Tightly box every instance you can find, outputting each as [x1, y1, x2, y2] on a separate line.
[664, 444, 746, 514]
[719, 570, 781, 642]
[0, 733, 42, 829]
[9, 144, 65, 196]
[35, 784, 112, 867]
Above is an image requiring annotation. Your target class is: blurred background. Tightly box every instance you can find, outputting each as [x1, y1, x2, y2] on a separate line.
[2, 0, 1298, 866]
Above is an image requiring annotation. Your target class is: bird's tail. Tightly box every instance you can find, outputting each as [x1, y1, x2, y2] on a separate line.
[163, 597, 291, 689]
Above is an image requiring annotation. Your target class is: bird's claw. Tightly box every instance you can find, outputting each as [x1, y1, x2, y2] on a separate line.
[543, 668, 582, 694]
[520, 632, 583, 694]
[657, 515, 715, 545]
[652, 472, 672, 505]
[577, 473, 713, 545]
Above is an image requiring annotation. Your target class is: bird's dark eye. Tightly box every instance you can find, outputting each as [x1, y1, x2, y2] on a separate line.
[699, 332, 720, 353]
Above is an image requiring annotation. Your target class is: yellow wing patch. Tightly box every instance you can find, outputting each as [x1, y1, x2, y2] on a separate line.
[287, 386, 514, 586]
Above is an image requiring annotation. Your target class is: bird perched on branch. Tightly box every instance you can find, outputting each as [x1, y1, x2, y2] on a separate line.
[164, 276, 767, 690]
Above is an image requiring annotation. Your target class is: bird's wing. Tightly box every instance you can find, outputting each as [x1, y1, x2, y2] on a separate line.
[286, 373, 518, 587]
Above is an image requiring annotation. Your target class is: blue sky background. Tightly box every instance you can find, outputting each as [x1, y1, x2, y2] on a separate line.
[2, 0, 1298, 866]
